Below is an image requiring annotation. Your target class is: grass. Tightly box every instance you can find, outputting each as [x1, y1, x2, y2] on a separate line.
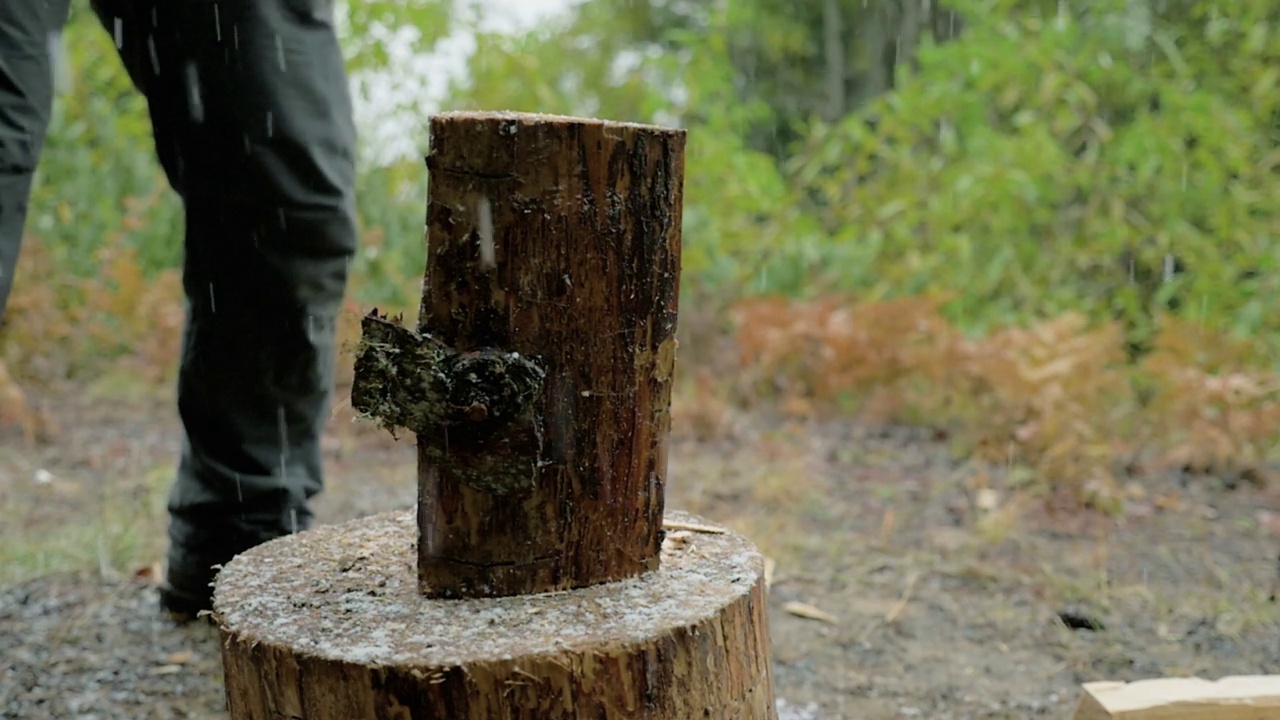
[0, 460, 172, 587]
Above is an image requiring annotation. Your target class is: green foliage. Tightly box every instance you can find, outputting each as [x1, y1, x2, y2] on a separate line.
[17, 0, 1280, 369]
[31, 4, 181, 275]
[340, 0, 452, 74]
[788, 0, 1280, 358]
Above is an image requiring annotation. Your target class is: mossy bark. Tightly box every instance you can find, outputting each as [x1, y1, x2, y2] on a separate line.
[352, 111, 687, 599]
[351, 311, 545, 494]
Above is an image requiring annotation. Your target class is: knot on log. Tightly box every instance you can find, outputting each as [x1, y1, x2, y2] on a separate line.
[351, 310, 545, 437]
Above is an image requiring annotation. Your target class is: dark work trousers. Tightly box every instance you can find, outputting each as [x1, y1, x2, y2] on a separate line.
[0, 0, 358, 595]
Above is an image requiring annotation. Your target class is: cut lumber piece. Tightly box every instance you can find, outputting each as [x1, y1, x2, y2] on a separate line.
[351, 111, 686, 599]
[1073, 675, 1280, 720]
[214, 509, 778, 720]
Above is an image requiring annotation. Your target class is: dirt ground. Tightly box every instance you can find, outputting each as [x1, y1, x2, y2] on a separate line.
[1, 384, 1278, 719]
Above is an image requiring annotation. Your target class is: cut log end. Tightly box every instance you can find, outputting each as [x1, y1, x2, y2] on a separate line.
[213, 509, 777, 719]
[431, 109, 686, 137]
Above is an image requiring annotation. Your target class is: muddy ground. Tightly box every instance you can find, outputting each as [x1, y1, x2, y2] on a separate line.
[1, 385, 1278, 719]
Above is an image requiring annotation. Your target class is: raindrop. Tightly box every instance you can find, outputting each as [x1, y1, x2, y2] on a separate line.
[234, 473, 243, 503]
[213, 3, 221, 42]
[208, 282, 216, 313]
[275, 33, 286, 71]
[47, 32, 68, 94]
[185, 63, 204, 122]
[113, 17, 123, 48]
[1127, 255, 1136, 284]
[278, 207, 287, 229]
[147, 35, 160, 75]
[1162, 254, 1176, 282]
[289, 508, 298, 534]
[476, 196, 495, 268]
[277, 404, 290, 459]
[233, 25, 239, 50]
[266, 110, 273, 138]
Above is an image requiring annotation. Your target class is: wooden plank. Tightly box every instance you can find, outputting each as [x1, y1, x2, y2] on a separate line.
[1073, 675, 1280, 720]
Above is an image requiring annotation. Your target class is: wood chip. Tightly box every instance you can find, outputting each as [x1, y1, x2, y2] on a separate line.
[763, 556, 776, 589]
[782, 601, 839, 624]
[662, 519, 727, 534]
[164, 651, 196, 665]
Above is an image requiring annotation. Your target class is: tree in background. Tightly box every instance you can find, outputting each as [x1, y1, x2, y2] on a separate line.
[10, 0, 1280, 375]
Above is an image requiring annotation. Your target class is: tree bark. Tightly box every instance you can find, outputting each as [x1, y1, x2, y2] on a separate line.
[352, 111, 686, 599]
[215, 510, 778, 720]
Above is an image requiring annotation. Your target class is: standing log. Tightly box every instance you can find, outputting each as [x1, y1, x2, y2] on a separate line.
[352, 111, 686, 599]
[214, 509, 778, 720]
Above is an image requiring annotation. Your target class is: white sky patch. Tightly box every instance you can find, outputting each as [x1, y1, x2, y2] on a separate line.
[352, 0, 582, 163]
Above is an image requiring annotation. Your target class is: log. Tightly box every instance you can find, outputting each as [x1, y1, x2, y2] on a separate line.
[1072, 675, 1280, 720]
[213, 509, 778, 719]
[352, 111, 686, 599]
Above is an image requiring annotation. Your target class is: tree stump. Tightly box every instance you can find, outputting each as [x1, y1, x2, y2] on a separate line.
[215, 510, 776, 719]
[214, 111, 778, 719]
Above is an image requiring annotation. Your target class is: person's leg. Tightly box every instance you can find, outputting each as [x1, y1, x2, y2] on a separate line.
[92, 0, 358, 616]
[0, 0, 71, 324]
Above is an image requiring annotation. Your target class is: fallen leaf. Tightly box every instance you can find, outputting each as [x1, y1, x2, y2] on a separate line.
[783, 601, 838, 624]
[1256, 510, 1280, 540]
[975, 488, 999, 512]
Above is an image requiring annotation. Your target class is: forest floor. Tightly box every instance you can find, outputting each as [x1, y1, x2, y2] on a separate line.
[1, 380, 1278, 719]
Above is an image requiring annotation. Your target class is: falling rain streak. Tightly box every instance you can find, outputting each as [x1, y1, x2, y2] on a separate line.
[277, 404, 290, 461]
[278, 404, 290, 504]
[113, 17, 123, 49]
[147, 35, 160, 75]
[275, 34, 287, 71]
[186, 64, 204, 123]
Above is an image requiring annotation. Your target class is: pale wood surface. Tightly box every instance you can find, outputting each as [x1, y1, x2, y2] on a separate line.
[1073, 675, 1280, 720]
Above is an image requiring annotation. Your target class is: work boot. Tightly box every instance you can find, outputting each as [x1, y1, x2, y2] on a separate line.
[157, 578, 215, 624]
[157, 550, 224, 623]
